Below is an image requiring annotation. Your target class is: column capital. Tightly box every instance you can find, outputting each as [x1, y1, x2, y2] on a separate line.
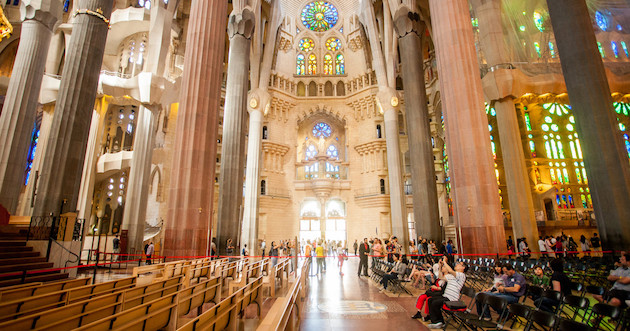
[21, 0, 62, 31]
[393, 6, 425, 39]
[227, 8, 255, 40]
[377, 88, 400, 114]
[247, 88, 270, 115]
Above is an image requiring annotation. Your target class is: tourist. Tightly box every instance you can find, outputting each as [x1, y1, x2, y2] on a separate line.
[594, 253, 630, 308]
[580, 235, 590, 255]
[410, 241, 419, 261]
[531, 265, 550, 289]
[538, 236, 547, 257]
[378, 253, 407, 292]
[112, 235, 120, 262]
[226, 238, 234, 256]
[357, 238, 369, 277]
[545, 236, 556, 258]
[260, 239, 266, 258]
[270, 241, 279, 267]
[507, 236, 513, 250]
[146, 241, 154, 265]
[411, 276, 445, 321]
[476, 264, 526, 319]
[536, 258, 572, 312]
[590, 233, 602, 256]
[353, 239, 358, 256]
[210, 237, 217, 259]
[315, 242, 325, 274]
[337, 246, 346, 275]
[426, 257, 467, 329]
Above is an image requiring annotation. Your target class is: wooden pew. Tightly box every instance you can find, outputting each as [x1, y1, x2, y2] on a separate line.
[185, 260, 212, 286]
[0, 277, 90, 301]
[0, 291, 124, 330]
[14, 276, 183, 330]
[229, 259, 266, 294]
[72, 292, 180, 331]
[67, 276, 136, 303]
[176, 276, 222, 325]
[177, 276, 264, 331]
[264, 258, 290, 297]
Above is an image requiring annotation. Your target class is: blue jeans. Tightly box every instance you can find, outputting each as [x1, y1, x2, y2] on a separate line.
[476, 293, 519, 318]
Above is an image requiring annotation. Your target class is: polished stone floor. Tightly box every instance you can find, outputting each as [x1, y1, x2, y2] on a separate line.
[301, 257, 430, 330]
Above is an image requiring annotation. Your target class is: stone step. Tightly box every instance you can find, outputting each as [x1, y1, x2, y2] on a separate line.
[0, 246, 33, 253]
[0, 241, 27, 247]
[0, 251, 40, 259]
[0, 257, 47, 266]
[0, 262, 54, 274]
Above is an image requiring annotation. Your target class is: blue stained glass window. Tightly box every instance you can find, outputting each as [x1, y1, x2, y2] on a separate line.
[327, 145, 338, 159]
[313, 122, 332, 138]
[24, 125, 40, 185]
[548, 42, 556, 58]
[306, 144, 317, 160]
[301, 2, 339, 32]
[534, 11, 545, 32]
[612, 41, 619, 58]
[335, 54, 345, 75]
[596, 11, 609, 31]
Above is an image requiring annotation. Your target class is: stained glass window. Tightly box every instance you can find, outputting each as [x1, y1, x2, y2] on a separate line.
[335, 54, 345, 75]
[614, 102, 630, 116]
[534, 42, 541, 58]
[24, 124, 39, 185]
[327, 145, 338, 159]
[313, 122, 332, 138]
[306, 144, 317, 160]
[533, 11, 545, 32]
[307, 54, 317, 75]
[326, 38, 341, 51]
[548, 42, 556, 58]
[299, 38, 315, 52]
[301, 2, 339, 32]
[612, 41, 619, 58]
[622, 41, 630, 58]
[597, 42, 606, 58]
[596, 11, 609, 31]
[324, 54, 333, 75]
[296, 54, 305, 75]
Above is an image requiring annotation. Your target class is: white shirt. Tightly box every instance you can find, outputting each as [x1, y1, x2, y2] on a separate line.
[444, 272, 466, 301]
[538, 239, 546, 252]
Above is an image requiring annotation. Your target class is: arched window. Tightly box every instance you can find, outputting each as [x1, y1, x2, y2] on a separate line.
[308, 81, 317, 96]
[262, 126, 268, 139]
[326, 145, 338, 159]
[376, 124, 382, 138]
[297, 81, 306, 96]
[380, 179, 386, 194]
[118, 33, 148, 76]
[336, 81, 345, 96]
[306, 144, 317, 160]
[260, 180, 266, 195]
[335, 54, 345, 75]
[296, 54, 306, 75]
[313, 122, 332, 138]
[324, 54, 333, 75]
[307, 54, 317, 75]
[324, 81, 333, 96]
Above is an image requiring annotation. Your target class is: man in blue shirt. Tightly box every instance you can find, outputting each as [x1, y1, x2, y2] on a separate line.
[476, 264, 526, 319]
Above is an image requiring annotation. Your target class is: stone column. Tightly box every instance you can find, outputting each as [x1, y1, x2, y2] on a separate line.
[216, 9, 255, 256]
[473, 0, 539, 248]
[393, 8, 441, 242]
[380, 90, 409, 246]
[428, 0, 506, 254]
[0, 0, 60, 213]
[164, 0, 227, 257]
[33, 0, 113, 216]
[122, 106, 155, 254]
[547, 0, 630, 250]
[240, 91, 268, 255]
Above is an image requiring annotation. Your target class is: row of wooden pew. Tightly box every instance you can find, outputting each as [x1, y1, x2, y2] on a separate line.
[0, 256, 310, 330]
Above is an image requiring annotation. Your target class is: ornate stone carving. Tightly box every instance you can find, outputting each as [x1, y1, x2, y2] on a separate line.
[227, 8, 255, 40]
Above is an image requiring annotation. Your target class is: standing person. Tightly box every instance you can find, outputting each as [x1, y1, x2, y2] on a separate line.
[304, 240, 312, 263]
[353, 239, 358, 256]
[580, 235, 590, 256]
[422, 239, 429, 262]
[507, 236, 513, 250]
[210, 238, 217, 259]
[226, 238, 234, 256]
[545, 236, 556, 258]
[146, 242, 154, 265]
[538, 236, 547, 257]
[519, 238, 530, 258]
[358, 238, 369, 277]
[337, 246, 346, 275]
[270, 241, 279, 267]
[315, 242, 325, 274]
[261, 239, 266, 258]
[112, 235, 120, 262]
[410, 241, 419, 261]
[590, 233, 601, 256]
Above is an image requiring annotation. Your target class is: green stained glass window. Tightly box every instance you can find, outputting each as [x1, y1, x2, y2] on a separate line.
[622, 41, 630, 58]
[563, 168, 570, 184]
[614, 102, 630, 115]
[325, 38, 341, 51]
[534, 11, 545, 32]
[534, 42, 541, 58]
[529, 141, 536, 156]
[524, 113, 532, 131]
[549, 42, 556, 58]
[597, 42, 606, 58]
[299, 38, 315, 52]
[575, 168, 582, 184]
[619, 123, 626, 131]
[335, 54, 345, 74]
[301, 2, 339, 32]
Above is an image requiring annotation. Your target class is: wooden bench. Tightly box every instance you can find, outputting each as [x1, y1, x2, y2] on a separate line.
[14, 276, 183, 330]
[0, 277, 89, 301]
[0, 291, 124, 330]
[0, 276, 136, 322]
[264, 258, 290, 297]
[257, 260, 310, 331]
[185, 260, 212, 286]
[177, 276, 264, 331]
[72, 291, 179, 331]
[176, 276, 222, 324]
[229, 259, 266, 294]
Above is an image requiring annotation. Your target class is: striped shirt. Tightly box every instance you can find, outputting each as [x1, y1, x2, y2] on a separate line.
[443, 272, 466, 301]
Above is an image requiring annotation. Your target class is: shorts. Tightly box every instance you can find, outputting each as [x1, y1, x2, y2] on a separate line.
[607, 289, 630, 307]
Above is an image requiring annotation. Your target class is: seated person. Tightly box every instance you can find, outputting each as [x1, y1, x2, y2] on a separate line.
[476, 264, 526, 319]
[535, 258, 571, 312]
[411, 278, 446, 321]
[426, 257, 468, 329]
[378, 253, 408, 291]
[409, 257, 440, 289]
[594, 253, 630, 308]
[531, 265, 550, 288]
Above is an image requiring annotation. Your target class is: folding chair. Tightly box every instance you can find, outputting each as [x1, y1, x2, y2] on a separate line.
[524, 310, 557, 331]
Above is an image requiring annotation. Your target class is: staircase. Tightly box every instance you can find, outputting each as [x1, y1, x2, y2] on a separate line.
[0, 229, 69, 287]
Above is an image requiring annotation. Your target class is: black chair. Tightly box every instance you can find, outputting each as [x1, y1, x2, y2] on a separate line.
[560, 295, 589, 322]
[442, 286, 477, 329]
[587, 303, 622, 330]
[570, 281, 584, 294]
[508, 303, 532, 328]
[525, 285, 544, 303]
[584, 285, 605, 297]
[451, 292, 491, 330]
[464, 294, 509, 330]
[557, 318, 596, 331]
[525, 310, 557, 331]
[536, 289, 563, 314]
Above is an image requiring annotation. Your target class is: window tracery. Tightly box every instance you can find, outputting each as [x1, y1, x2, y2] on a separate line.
[307, 53, 317, 75]
[301, 2, 338, 32]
